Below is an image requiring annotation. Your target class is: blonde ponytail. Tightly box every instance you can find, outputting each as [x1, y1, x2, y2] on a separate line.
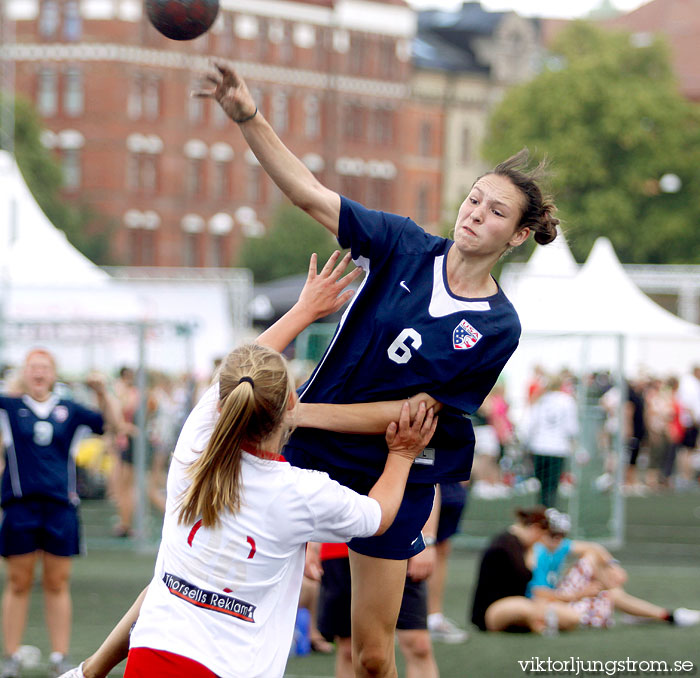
[178, 344, 291, 528]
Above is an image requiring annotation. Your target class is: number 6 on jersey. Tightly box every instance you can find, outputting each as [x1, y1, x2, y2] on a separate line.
[387, 328, 422, 365]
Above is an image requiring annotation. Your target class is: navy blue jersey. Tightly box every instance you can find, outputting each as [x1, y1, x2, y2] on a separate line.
[0, 394, 104, 506]
[286, 197, 521, 484]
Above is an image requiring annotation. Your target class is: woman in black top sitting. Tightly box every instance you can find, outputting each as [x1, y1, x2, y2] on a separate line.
[470, 507, 579, 633]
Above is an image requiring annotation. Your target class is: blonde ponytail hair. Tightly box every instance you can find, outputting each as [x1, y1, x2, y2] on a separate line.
[178, 344, 292, 528]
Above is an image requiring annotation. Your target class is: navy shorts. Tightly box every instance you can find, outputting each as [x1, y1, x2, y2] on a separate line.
[287, 447, 435, 560]
[436, 482, 468, 544]
[318, 557, 427, 641]
[0, 498, 81, 557]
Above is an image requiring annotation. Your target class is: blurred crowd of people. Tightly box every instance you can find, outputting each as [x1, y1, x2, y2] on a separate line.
[468, 363, 700, 505]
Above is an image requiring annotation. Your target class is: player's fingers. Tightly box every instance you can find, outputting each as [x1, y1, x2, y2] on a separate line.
[336, 266, 362, 291]
[191, 89, 215, 99]
[423, 413, 438, 443]
[331, 289, 355, 312]
[385, 420, 397, 445]
[409, 400, 427, 432]
[204, 74, 221, 86]
[328, 251, 352, 281]
[318, 250, 341, 278]
[306, 252, 318, 281]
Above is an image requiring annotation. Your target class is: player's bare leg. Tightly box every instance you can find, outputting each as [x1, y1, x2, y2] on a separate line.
[349, 552, 406, 678]
[42, 553, 72, 655]
[2, 552, 38, 655]
[396, 630, 438, 678]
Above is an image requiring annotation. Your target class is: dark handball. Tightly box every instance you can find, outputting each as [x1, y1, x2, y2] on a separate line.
[145, 0, 219, 41]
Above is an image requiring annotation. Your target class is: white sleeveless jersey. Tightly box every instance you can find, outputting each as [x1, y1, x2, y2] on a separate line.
[130, 384, 381, 678]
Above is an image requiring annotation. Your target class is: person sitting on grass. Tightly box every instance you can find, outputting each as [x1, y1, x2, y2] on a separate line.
[528, 509, 700, 629]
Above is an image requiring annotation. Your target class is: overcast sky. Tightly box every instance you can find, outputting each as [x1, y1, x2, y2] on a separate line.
[405, 0, 651, 19]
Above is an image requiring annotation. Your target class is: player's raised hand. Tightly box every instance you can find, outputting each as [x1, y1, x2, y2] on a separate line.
[192, 60, 258, 123]
[298, 251, 363, 322]
[85, 372, 107, 395]
[385, 401, 437, 462]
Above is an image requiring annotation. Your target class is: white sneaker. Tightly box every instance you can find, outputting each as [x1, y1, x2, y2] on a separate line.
[0, 655, 21, 678]
[428, 617, 469, 644]
[673, 608, 700, 627]
[55, 661, 86, 678]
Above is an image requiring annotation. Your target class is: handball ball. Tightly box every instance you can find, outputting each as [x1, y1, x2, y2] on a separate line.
[145, 0, 219, 41]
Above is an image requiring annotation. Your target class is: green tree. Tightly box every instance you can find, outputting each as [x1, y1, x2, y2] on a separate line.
[2, 93, 114, 263]
[483, 22, 700, 264]
[238, 203, 339, 282]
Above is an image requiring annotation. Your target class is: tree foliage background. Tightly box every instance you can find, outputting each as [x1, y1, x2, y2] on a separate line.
[238, 203, 339, 282]
[3, 94, 114, 264]
[483, 22, 700, 264]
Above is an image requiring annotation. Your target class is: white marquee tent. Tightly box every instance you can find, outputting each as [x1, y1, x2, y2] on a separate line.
[502, 232, 700, 411]
[0, 151, 250, 375]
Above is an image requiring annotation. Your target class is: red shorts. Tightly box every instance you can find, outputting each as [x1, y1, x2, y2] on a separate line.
[124, 647, 218, 678]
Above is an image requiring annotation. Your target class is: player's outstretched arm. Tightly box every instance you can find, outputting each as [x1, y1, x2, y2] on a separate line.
[59, 587, 149, 678]
[370, 402, 438, 535]
[193, 62, 341, 235]
[256, 251, 361, 353]
[297, 393, 443, 435]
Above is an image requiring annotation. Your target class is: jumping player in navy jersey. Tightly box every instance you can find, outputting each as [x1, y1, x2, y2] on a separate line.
[192, 62, 561, 678]
[0, 349, 121, 678]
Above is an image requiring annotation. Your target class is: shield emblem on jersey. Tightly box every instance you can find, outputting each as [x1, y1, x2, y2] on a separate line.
[453, 319, 482, 350]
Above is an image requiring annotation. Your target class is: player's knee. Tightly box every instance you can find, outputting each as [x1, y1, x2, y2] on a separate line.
[6, 568, 34, 595]
[398, 631, 432, 662]
[355, 643, 393, 677]
[42, 570, 70, 594]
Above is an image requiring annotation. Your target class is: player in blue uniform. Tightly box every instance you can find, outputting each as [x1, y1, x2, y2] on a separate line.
[0, 349, 121, 678]
[195, 63, 560, 678]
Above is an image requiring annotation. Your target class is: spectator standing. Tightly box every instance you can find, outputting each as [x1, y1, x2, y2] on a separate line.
[526, 377, 578, 508]
[0, 349, 120, 678]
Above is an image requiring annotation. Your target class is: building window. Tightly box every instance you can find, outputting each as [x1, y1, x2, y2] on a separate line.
[126, 153, 140, 190]
[126, 154, 159, 194]
[212, 103, 228, 128]
[344, 103, 364, 141]
[271, 92, 288, 134]
[350, 34, 365, 74]
[279, 23, 293, 63]
[212, 161, 230, 199]
[379, 38, 395, 78]
[188, 83, 204, 124]
[129, 229, 156, 266]
[183, 232, 202, 266]
[367, 178, 392, 210]
[62, 149, 81, 190]
[304, 95, 320, 140]
[186, 159, 203, 197]
[62, 0, 82, 41]
[257, 17, 269, 60]
[209, 234, 227, 267]
[416, 184, 429, 224]
[373, 108, 393, 146]
[37, 68, 57, 116]
[141, 156, 157, 194]
[127, 76, 142, 119]
[39, 0, 59, 38]
[460, 126, 471, 164]
[63, 68, 83, 116]
[419, 121, 432, 157]
[143, 78, 160, 120]
[340, 175, 364, 204]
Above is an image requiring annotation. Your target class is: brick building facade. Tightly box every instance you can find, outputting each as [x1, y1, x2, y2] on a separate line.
[3, 0, 444, 266]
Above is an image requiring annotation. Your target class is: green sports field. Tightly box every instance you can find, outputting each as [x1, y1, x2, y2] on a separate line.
[5, 492, 700, 677]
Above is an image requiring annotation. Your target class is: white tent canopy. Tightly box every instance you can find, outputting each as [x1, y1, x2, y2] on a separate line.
[1, 151, 250, 375]
[503, 234, 700, 410]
